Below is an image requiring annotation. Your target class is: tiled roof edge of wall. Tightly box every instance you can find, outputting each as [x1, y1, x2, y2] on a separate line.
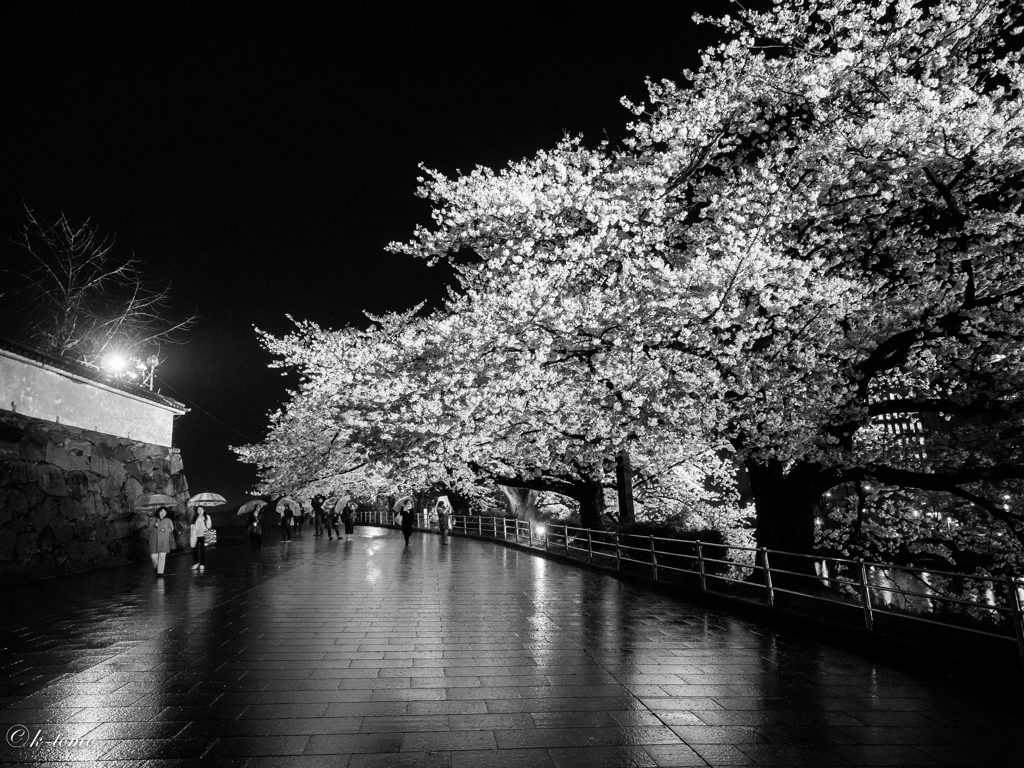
[0, 337, 188, 414]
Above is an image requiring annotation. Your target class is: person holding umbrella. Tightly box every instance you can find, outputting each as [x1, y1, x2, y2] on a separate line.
[279, 498, 294, 543]
[398, 498, 415, 546]
[247, 505, 263, 551]
[311, 494, 326, 537]
[190, 505, 211, 571]
[341, 501, 356, 541]
[326, 501, 341, 540]
[237, 500, 266, 551]
[435, 497, 452, 546]
[149, 507, 175, 576]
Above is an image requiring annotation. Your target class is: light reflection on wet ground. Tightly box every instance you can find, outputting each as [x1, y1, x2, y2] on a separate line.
[1, 526, 1021, 766]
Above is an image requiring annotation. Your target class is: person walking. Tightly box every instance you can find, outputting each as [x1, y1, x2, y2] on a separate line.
[311, 494, 325, 537]
[247, 506, 263, 551]
[149, 507, 174, 576]
[399, 499, 415, 546]
[190, 506, 211, 571]
[342, 501, 355, 541]
[436, 498, 451, 545]
[326, 502, 341, 540]
[295, 501, 305, 535]
[280, 500, 293, 543]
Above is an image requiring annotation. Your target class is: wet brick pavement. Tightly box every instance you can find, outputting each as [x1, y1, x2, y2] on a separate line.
[0, 525, 1021, 767]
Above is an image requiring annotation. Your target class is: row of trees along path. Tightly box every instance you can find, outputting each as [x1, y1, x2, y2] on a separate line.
[237, 0, 1024, 580]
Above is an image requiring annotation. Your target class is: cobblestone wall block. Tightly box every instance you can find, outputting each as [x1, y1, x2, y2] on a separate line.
[45, 442, 72, 471]
[35, 464, 68, 496]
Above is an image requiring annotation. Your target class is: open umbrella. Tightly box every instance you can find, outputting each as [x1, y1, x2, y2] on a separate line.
[237, 499, 267, 517]
[277, 496, 301, 516]
[393, 496, 414, 511]
[324, 497, 339, 509]
[135, 494, 178, 510]
[189, 492, 226, 508]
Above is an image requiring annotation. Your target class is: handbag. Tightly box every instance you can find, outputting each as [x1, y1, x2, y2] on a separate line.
[206, 528, 217, 546]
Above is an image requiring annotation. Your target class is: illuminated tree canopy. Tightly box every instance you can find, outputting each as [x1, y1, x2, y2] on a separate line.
[240, 0, 1022, 571]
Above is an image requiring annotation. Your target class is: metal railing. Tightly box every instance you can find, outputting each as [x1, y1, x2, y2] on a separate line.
[357, 510, 1024, 669]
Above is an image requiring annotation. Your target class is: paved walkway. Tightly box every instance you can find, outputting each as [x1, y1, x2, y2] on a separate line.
[0, 525, 1021, 767]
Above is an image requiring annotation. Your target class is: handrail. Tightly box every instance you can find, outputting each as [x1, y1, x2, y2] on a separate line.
[357, 510, 1024, 669]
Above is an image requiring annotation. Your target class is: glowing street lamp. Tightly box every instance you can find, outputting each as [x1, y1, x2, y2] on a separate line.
[100, 351, 160, 390]
[101, 353, 128, 375]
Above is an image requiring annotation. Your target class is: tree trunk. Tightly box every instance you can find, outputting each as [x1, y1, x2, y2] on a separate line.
[615, 451, 635, 524]
[572, 476, 606, 531]
[477, 466, 606, 531]
[444, 487, 473, 517]
[497, 485, 538, 521]
[745, 458, 829, 579]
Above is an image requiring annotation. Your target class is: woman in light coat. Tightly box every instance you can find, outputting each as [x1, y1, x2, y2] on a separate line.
[149, 507, 174, 576]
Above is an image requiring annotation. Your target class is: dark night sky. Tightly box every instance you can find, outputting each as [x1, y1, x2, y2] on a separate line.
[3, 4, 749, 504]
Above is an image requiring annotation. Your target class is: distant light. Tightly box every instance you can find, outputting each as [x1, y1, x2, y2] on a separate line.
[102, 353, 127, 374]
[535, 524, 546, 536]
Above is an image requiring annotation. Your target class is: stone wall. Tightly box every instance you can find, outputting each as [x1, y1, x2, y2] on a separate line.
[0, 410, 189, 583]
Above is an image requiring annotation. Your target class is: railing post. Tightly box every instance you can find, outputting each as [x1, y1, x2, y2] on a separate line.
[1006, 575, 1024, 670]
[696, 540, 707, 591]
[761, 548, 774, 607]
[564, 525, 570, 554]
[528, 522, 533, 548]
[858, 559, 874, 631]
[478, 516, 482, 537]
[650, 536, 658, 580]
[587, 529, 593, 564]
[502, 518, 506, 540]
[544, 526, 549, 551]
[614, 533, 620, 571]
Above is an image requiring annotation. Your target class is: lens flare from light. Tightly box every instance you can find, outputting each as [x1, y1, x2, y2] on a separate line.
[101, 353, 127, 374]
